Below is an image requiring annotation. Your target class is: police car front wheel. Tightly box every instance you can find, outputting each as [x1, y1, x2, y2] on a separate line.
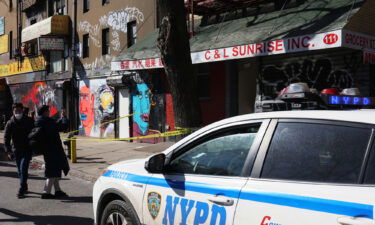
[100, 200, 140, 225]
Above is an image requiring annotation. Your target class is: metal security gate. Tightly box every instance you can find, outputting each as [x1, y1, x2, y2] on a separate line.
[258, 48, 370, 99]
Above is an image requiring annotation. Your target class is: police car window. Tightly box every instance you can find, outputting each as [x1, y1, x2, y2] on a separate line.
[167, 125, 260, 176]
[364, 141, 375, 184]
[261, 122, 371, 183]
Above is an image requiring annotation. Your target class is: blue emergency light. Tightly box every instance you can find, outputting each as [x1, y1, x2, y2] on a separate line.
[329, 96, 374, 106]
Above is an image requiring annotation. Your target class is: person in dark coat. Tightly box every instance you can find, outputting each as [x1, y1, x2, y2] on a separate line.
[35, 105, 70, 199]
[4, 103, 34, 198]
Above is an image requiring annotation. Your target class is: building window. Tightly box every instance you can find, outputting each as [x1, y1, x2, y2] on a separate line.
[56, 0, 66, 15]
[11, 37, 17, 58]
[82, 34, 89, 58]
[49, 0, 66, 16]
[127, 21, 137, 48]
[30, 19, 37, 25]
[102, 0, 109, 5]
[9, 31, 12, 59]
[102, 28, 110, 55]
[50, 51, 64, 73]
[8, 0, 13, 12]
[83, 0, 90, 13]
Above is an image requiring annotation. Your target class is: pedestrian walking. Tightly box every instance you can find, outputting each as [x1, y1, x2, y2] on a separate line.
[35, 105, 70, 199]
[23, 107, 29, 118]
[29, 111, 36, 121]
[4, 103, 34, 198]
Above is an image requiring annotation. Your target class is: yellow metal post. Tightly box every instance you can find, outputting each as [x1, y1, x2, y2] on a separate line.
[70, 137, 77, 163]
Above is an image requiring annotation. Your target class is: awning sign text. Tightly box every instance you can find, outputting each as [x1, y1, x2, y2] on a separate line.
[112, 29, 375, 71]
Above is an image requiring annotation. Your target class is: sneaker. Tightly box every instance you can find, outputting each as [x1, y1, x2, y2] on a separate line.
[17, 190, 25, 199]
[55, 191, 68, 197]
[21, 187, 28, 194]
[41, 193, 55, 199]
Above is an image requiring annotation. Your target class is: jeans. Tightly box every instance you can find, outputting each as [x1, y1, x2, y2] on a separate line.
[14, 152, 31, 191]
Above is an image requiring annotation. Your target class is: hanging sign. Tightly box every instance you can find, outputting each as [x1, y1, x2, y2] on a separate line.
[39, 37, 65, 51]
[112, 30, 343, 71]
[0, 17, 4, 36]
[0, 34, 8, 54]
[0, 56, 45, 77]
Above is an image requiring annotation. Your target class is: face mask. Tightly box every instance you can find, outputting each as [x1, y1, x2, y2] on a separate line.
[14, 114, 23, 120]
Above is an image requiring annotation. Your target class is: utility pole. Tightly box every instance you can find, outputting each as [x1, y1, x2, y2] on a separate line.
[71, 0, 78, 133]
[16, 0, 21, 62]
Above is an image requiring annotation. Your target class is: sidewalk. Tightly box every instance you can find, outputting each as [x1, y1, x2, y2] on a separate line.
[0, 131, 174, 182]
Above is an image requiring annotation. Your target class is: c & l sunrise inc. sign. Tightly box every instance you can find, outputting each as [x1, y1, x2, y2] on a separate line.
[112, 29, 375, 71]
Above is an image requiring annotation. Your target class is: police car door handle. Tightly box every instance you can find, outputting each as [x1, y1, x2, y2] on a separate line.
[207, 195, 234, 206]
[337, 216, 375, 225]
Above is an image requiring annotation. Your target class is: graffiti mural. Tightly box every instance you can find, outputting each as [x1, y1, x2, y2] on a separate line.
[9, 81, 62, 119]
[83, 55, 113, 70]
[79, 79, 115, 138]
[78, 21, 101, 48]
[107, 8, 144, 33]
[260, 53, 361, 98]
[111, 31, 121, 52]
[132, 72, 166, 143]
[78, 7, 144, 53]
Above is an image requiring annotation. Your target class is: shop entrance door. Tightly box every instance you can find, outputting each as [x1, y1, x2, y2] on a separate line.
[118, 88, 130, 139]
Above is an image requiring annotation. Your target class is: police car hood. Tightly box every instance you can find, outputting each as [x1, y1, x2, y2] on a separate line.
[107, 158, 148, 174]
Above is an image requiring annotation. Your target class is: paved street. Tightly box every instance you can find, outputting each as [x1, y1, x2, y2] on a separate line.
[0, 160, 94, 225]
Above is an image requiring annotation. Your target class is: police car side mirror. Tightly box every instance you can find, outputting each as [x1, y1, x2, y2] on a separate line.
[145, 153, 166, 173]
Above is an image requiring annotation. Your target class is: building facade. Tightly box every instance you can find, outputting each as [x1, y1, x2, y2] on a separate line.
[0, 0, 158, 138]
[75, 0, 157, 138]
[112, 0, 375, 142]
[0, 0, 22, 125]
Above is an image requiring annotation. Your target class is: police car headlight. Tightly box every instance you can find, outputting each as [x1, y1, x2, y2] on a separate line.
[100, 169, 108, 176]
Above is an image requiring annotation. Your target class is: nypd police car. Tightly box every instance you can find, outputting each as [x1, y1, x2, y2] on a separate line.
[93, 109, 375, 225]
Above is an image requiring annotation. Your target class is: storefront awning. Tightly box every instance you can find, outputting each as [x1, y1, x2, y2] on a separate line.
[22, 15, 70, 43]
[112, 0, 375, 71]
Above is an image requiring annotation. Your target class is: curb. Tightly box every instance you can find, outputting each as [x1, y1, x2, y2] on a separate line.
[30, 157, 98, 183]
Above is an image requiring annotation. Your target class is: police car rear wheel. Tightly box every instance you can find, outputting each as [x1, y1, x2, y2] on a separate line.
[101, 200, 140, 225]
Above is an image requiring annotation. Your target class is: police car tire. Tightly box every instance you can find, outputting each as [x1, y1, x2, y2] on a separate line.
[100, 200, 140, 225]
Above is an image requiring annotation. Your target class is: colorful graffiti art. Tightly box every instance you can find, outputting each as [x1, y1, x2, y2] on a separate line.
[260, 52, 361, 98]
[79, 79, 115, 138]
[9, 81, 62, 118]
[133, 83, 151, 135]
[79, 85, 95, 136]
[132, 81, 164, 143]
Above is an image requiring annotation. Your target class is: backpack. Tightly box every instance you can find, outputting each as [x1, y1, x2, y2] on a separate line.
[28, 127, 47, 155]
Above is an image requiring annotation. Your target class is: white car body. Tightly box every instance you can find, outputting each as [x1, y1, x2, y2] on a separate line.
[93, 110, 375, 225]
